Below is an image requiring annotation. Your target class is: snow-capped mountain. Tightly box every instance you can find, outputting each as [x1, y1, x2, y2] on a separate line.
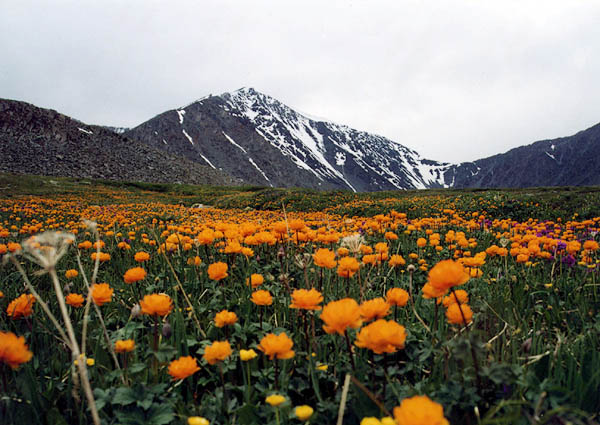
[125, 88, 453, 191]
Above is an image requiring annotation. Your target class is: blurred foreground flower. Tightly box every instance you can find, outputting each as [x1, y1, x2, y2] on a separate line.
[0, 330, 33, 369]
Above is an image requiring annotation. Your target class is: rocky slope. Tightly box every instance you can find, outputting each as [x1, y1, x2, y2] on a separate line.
[125, 88, 452, 191]
[444, 122, 600, 188]
[0, 99, 240, 186]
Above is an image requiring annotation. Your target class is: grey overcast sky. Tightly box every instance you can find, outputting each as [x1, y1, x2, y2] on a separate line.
[2, 1, 599, 163]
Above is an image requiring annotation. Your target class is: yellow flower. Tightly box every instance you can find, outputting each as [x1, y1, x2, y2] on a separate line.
[266, 394, 286, 407]
[295, 405, 314, 421]
[380, 418, 395, 425]
[86, 358, 95, 366]
[188, 417, 209, 425]
[316, 363, 328, 371]
[361, 418, 381, 425]
[240, 349, 258, 361]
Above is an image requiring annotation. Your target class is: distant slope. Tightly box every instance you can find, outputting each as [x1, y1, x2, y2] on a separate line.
[125, 88, 452, 191]
[444, 122, 600, 188]
[0, 99, 240, 186]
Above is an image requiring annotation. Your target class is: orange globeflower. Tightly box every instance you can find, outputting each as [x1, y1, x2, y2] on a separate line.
[203, 341, 232, 365]
[386, 288, 409, 307]
[427, 259, 469, 294]
[78, 240, 92, 249]
[91, 283, 113, 306]
[446, 303, 473, 325]
[66, 293, 85, 308]
[421, 282, 446, 299]
[288, 219, 305, 231]
[337, 257, 360, 278]
[246, 273, 264, 288]
[65, 269, 78, 279]
[91, 252, 111, 262]
[123, 267, 147, 284]
[289, 288, 323, 310]
[0, 331, 33, 369]
[389, 254, 406, 267]
[313, 248, 337, 269]
[214, 310, 238, 327]
[168, 355, 201, 379]
[442, 289, 468, 307]
[320, 298, 362, 335]
[393, 395, 449, 425]
[115, 339, 135, 353]
[257, 333, 295, 360]
[208, 262, 228, 281]
[140, 294, 173, 316]
[6, 294, 35, 319]
[251, 290, 273, 306]
[355, 319, 407, 354]
[359, 298, 391, 322]
[134, 251, 150, 262]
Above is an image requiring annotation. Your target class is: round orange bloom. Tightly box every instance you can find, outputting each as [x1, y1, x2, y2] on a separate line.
[393, 395, 449, 425]
[355, 319, 407, 354]
[320, 298, 362, 335]
[168, 355, 201, 379]
[251, 290, 273, 306]
[421, 282, 446, 299]
[386, 288, 409, 307]
[0, 331, 33, 369]
[123, 267, 147, 284]
[442, 289, 469, 307]
[91, 283, 113, 306]
[288, 219, 305, 231]
[247, 273, 264, 288]
[417, 238, 427, 248]
[140, 293, 173, 316]
[91, 252, 111, 262]
[6, 294, 35, 319]
[257, 332, 295, 360]
[427, 259, 469, 293]
[66, 293, 85, 308]
[203, 341, 232, 365]
[389, 254, 406, 267]
[337, 257, 360, 278]
[134, 251, 150, 262]
[289, 288, 323, 310]
[78, 240, 93, 249]
[359, 298, 391, 322]
[214, 310, 238, 327]
[115, 339, 135, 353]
[0, 244, 7, 255]
[313, 248, 337, 269]
[7, 242, 21, 253]
[583, 240, 599, 251]
[208, 262, 228, 281]
[65, 269, 78, 279]
[446, 303, 473, 325]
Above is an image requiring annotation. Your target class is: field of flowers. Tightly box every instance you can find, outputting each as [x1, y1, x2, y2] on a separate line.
[0, 182, 599, 425]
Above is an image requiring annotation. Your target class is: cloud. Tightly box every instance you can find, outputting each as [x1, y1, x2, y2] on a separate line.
[1, 0, 599, 163]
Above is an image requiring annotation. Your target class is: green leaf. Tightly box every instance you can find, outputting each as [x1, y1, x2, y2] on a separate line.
[112, 387, 137, 406]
